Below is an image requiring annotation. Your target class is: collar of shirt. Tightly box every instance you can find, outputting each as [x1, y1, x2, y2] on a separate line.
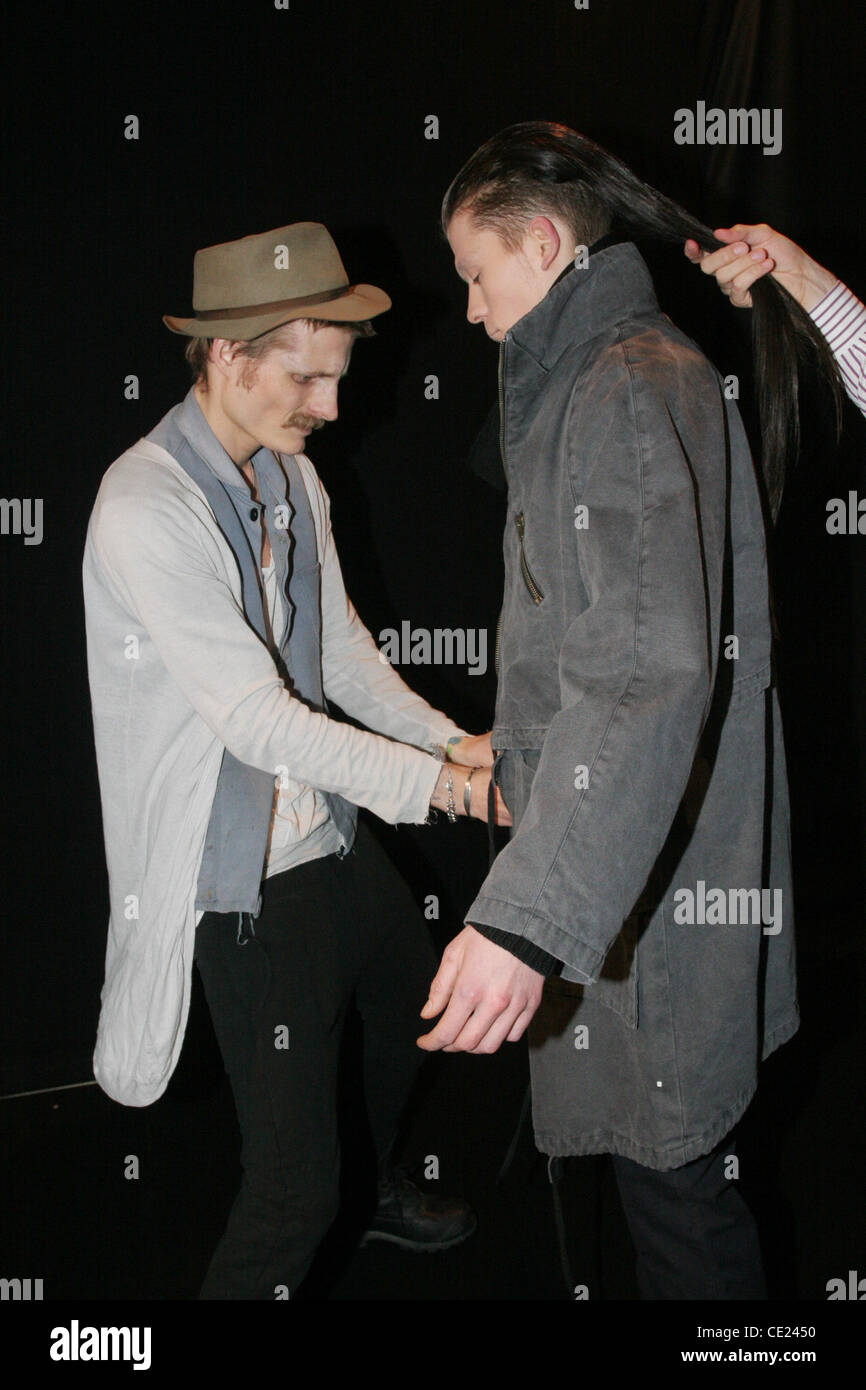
[175, 386, 273, 502]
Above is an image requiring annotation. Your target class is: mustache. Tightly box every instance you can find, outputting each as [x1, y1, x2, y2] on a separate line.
[285, 414, 326, 431]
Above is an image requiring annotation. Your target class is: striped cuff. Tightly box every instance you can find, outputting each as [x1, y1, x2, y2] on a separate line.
[809, 280, 866, 416]
[810, 280, 866, 350]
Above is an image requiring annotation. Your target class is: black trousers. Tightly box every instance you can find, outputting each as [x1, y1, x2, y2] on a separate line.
[193, 819, 437, 1300]
[611, 1133, 767, 1299]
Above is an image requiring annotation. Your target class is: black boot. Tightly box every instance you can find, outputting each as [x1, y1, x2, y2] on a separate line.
[361, 1168, 477, 1252]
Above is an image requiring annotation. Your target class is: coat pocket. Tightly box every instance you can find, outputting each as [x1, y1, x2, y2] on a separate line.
[549, 904, 642, 1029]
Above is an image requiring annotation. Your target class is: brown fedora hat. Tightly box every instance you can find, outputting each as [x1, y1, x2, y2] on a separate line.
[163, 221, 391, 339]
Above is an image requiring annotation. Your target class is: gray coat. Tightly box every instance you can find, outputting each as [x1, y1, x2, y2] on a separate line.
[464, 242, 798, 1170]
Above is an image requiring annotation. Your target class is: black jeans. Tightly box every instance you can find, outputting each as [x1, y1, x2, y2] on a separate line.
[611, 1133, 767, 1299]
[193, 819, 437, 1300]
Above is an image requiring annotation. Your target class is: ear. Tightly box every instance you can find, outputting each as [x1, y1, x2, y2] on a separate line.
[209, 338, 244, 381]
[526, 216, 562, 271]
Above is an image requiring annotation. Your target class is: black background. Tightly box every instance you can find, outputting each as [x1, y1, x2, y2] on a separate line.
[2, 0, 864, 1304]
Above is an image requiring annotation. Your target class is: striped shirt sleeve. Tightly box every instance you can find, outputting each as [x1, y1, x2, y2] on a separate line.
[809, 280, 866, 420]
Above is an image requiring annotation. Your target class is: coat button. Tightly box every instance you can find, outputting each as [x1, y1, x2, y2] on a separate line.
[249, 506, 258, 520]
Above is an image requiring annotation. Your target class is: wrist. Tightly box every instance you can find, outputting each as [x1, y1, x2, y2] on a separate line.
[444, 765, 457, 822]
[468, 921, 562, 977]
[429, 762, 459, 820]
[801, 259, 838, 313]
[463, 767, 475, 817]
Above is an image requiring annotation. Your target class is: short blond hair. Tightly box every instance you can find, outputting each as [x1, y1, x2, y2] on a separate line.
[185, 316, 375, 386]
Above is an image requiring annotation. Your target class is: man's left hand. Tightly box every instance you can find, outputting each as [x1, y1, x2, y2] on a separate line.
[417, 925, 545, 1054]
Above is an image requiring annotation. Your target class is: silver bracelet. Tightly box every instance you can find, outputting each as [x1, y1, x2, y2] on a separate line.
[445, 766, 457, 823]
[463, 768, 474, 817]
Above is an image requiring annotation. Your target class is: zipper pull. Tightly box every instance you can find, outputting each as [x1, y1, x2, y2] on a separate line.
[514, 512, 544, 604]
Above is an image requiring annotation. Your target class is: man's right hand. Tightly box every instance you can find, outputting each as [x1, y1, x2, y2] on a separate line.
[430, 762, 512, 825]
[684, 224, 837, 312]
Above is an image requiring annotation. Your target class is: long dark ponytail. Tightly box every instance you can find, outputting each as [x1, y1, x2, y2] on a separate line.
[441, 121, 843, 522]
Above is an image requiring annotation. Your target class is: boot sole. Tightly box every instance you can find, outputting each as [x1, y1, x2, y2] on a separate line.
[360, 1219, 477, 1253]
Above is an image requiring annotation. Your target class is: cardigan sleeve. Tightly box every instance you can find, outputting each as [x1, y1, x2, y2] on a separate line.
[89, 457, 443, 828]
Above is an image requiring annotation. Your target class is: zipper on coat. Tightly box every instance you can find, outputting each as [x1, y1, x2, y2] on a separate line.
[515, 512, 544, 603]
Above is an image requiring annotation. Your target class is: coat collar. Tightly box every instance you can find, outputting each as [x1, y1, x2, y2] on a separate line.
[505, 241, 660, 372]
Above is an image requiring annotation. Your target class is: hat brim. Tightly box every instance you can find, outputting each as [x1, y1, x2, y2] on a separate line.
[163, 283, 391, 339]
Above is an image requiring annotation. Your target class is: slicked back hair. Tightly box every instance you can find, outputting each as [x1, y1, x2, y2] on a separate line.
[441, 121, 843, 522]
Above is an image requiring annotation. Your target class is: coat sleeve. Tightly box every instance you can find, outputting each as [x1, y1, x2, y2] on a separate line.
[463, 340, 728, 982]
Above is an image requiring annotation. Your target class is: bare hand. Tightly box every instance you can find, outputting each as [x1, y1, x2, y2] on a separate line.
[417, 925, 545, 1054]
[684, 224, 836, 311]
[447, 732, 495, 767]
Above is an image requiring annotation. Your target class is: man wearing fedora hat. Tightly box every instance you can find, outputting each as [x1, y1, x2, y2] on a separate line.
[83, 222, 505, 1298]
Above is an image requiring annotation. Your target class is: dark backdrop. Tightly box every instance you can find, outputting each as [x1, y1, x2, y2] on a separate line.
[3, 0, 864, 1177]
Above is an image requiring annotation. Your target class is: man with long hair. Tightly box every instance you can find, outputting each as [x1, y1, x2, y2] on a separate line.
[418, 122, 841, 1299]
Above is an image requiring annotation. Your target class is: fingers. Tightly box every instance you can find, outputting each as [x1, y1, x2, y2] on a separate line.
[494, 785, 512, 826]
[713, 223, 774, 249]
[725, 259, 775, 307]
[440, 975, 543, 1054]
[684, 236, 752, 274]
[684, 228, 758, 263]
[417, 984, 478, 1048]
[711, 224, 754, 246]
[505, 1004, 537, 1044]
[447, 994, 531, 1054]
[419, 939, 463, 1020]
[709, 247, 775, 307]
[418, 930, 544, 1054]
[684, 234, 775, 309]
[430, 980, 528, 1054]
[699, 242, 764, 278]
